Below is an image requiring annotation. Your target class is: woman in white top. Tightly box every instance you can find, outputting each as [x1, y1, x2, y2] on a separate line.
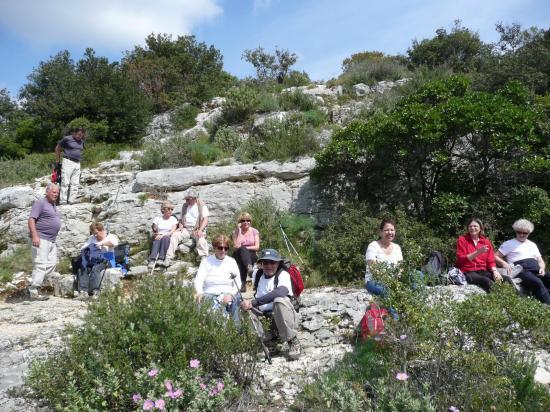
[365, 219, 403, 296]
[495, 219, 549, 305]
[195, 234, 242, 324]
[148, 201, 178, 267]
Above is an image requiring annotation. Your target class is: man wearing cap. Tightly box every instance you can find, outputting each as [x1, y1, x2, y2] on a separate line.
[164, 190, 209, 266]
[55, 127, 85, 204]
[240, 248, 301, 360]
[27, 183, 61, 301]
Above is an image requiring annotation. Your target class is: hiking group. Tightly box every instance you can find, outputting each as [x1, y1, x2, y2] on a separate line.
[25, 126, 549, 363]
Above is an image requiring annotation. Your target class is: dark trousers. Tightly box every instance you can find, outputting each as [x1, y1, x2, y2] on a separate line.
[464, 270, 494, 292]
[149, 236, 171, 261]
[232, 246, 257, 284]
[517, 271, 550, 305]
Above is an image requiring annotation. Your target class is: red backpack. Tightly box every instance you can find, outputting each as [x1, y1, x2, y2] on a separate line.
[360, 303, 389, 340]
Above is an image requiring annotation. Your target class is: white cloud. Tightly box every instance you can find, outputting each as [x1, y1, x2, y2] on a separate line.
[0, 0, 223, 50]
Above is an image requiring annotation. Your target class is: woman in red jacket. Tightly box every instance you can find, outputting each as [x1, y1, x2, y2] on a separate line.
[455, 217, 502, 292]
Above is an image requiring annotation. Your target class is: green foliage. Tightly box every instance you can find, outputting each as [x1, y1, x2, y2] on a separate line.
[257, 93, 281, 113]
[27, 275, 258, 410]
[279, 89, 318, 111]
[0, 245, 32, 284]
[222, 86, 258, 124]
[283, 70, 311, 87]
[0, 152, 54, 188]
[408, 20, 485, 72]
[236, 119, 319, 162]
[123, 33, 235, 111]
[171, 104, 199, 131]
[140, 134, 223, 170]
[315, 204, 447, 284]
[213, 126, 241, 153]
[302, 109, 327, 127]
[242, 46, 298, 84]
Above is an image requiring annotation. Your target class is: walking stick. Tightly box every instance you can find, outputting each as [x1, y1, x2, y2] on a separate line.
[279, 223, 304, 264]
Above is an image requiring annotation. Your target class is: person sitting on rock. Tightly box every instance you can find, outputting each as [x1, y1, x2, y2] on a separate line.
[194, 234, 241, 324]
[164, 190, 209, 266]
[76, 222, 119, 299]
[240, 248, 301, 361]
[232, 212, 260, 293]
[148, 201, 178, 269]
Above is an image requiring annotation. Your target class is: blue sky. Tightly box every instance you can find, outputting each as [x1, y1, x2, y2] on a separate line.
[1, 0, 549, 98]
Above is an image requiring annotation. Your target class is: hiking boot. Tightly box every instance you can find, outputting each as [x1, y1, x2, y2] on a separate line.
[287, 337, 301, 360]
[29, 291, 50, 301]
[162, 259, 172, 268]
[262, 331, 278, 344]
[147, 261, 155, 270]
[75, 292, 90, 301]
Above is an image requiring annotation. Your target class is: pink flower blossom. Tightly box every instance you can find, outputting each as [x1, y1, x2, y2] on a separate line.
[199, 383, 207, 390]
[189, 359, 200, 369]
[155, 399, 166, 410]
[395, 372, 409, 381]
[164, 380, 173, 392]
[448, 407, 460, 412]
[143, 399, 154, 410]
[171, 389, 183, 399]
[209, 388, 219, 397]
[132, 393, 142, 403]
[216, 380, 224, 392]
[147, 368, 159, 377]
[399, 334, 408, 341]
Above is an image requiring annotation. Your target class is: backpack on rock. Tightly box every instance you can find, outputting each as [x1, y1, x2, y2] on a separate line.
[360, 303, 389, 340]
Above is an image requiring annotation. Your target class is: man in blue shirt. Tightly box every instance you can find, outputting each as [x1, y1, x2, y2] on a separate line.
[55, 127, 85, 204]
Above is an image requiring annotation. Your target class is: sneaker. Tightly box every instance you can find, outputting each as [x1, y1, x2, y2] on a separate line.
[162, 259, 172, 267]
[91, 290, 100, 300]
[287, 337, 301, 360]
[147, 261, 155, 270]
[262, 331, 278, 344]
[75, 292, 90, 301]
[29, 292, 50, 301]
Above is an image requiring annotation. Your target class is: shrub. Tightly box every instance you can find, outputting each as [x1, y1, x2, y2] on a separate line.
[237, 119, 319, 162]
[257, 93, 281, 113]
[222, 86, 258, 124]
[0, 152, 54, 188]
[140, 134, 222, 170]
[283, 70, 311, 87]
[214, 126, 242, 153]
[337, 58, 410, 90]
[302, 109, 327, 127]
[0, 245, 32, 284]
[171, 104, 200, 131]
[27, 275, 258, 410]
[279, 89, 318, 111]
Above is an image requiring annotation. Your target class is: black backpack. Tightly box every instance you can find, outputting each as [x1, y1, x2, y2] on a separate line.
[421, 251, 448, 284]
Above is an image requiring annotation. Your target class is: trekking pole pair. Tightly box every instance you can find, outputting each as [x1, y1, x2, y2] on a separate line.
[279, 223, 304, 265]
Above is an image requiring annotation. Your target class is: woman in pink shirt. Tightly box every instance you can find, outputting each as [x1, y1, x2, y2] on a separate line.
[455, 217, 502, 292]
[232, 212, 260, 293]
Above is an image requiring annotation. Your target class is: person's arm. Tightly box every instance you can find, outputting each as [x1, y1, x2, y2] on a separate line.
[28, 218, 40, 247]
[195, 215, 208, 236]
[456, 236, 484, 267]
[194, 260, 208, 301]
[55, 144, 62, 163]
[99, 234, 119, 249]
[495, 251, 512, 273]
[251, 286, 289, 308]
[486, 241, 501, 281]
[537, 256, 546, 276]
[165, 218, 178, 237]
[232, 228, 242, 248]
[248, 229, 260, 252]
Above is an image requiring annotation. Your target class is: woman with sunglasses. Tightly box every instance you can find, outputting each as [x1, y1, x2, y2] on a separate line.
[495, 219, 550, 305]
[148, 201, 178, 269]
[195, 234, 242, 323]
[455, 217, 502, 292]
[232, 212, 260, 293]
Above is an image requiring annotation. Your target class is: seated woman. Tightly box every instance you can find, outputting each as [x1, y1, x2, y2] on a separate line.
[232, 212, 260, 293]
[148, 201, 178, 269]
[77, 222, 119, 299]
[455, 217, 502, 292]
[194, 234, 242, 324]
[365, 219, 403, 296]
[495, 219, 550, 305]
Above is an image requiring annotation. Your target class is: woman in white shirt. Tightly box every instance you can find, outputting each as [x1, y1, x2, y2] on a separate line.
[195, 234, 242, 324]
[148, 201, 178, 268]
[365, 219, 403, 296]
[495, 219, 549, 305]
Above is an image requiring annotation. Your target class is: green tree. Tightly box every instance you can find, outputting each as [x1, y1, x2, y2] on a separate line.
[0, 89, 33, 157]
[242, 46, 298, 83]
[123, 33, 234, 112]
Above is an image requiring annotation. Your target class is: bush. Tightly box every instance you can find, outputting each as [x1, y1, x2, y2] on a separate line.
[222, 86, 258, 124]
[283, 70, 311, 87]
[27, 275, 258, 410]
[213, 126, 242, 153]
[0, 152, 54, 188]
[279, 89, 318, 111]
[337, 58, 410, 90]
[171, 105, 200, 131]
[257, 93, 281, 113]
[0, 245, 32, 284]
[140, 134, 223, 170]
[302, 109, 327, 127]
[236, 119, 319, 162]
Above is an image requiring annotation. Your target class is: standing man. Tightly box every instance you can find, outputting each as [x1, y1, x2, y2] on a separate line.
[55, 127, 85, 204]
[27, 183, 61, 301]
[164, 190, 209, 266]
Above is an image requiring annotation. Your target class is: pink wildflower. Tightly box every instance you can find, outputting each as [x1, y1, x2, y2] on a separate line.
[217, 380, 225, 392]
[164, 380, 173, 392]
[199, 383, 207, 390]
[147, 368, 159, 377]
[143, 399, 154, 410]
[209, 388, 219, 397]
[395, 372, 409, 381]
[448, 407, 460, 412]
[171, 389, 183, 399]
[132, 393, 142, 403]
[155, 399, 166, 410]
[399, 334, 408, 341]
[189, 359, 200, 369]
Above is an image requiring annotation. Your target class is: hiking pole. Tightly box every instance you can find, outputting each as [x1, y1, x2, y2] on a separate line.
[149, 254, 159, 276]
[230, 272, 272, 364]
[279, 223, 305, 265]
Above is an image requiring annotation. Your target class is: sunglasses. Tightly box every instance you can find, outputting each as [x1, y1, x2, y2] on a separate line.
[240, 219, 251, 223]
[515, 231, 529, 235]
[163, 207, 174, 211]
[216, 246, 229, 251]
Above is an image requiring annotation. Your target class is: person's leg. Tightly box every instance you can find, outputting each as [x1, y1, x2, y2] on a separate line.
[517, 271, 550, 304]
[232, 246, 249, 285]
[227, 294, 242, 326]
[165, 229, 189, 260]
[68, 162, 81, 204]
[78, 265, 91, 294]
[465, 271, 493, 292]
[194, 235, 209, 258]
[149, 239, 161, 261]
[29, 239, 49, 295]
[272, 297, 298, 342]
[59, 159, 72, 204]
[157, 236, 172, 260]
[365, 280, 387, 296]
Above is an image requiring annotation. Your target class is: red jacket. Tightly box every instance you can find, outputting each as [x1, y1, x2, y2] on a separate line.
[455, 234, 496, 273]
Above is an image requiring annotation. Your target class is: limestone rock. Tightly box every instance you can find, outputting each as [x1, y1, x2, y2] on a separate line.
[352, 83, 371, 97]
[253, 111, 290, 128]
[43, 272, 75, 297]
[0, 186, 37, 213]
